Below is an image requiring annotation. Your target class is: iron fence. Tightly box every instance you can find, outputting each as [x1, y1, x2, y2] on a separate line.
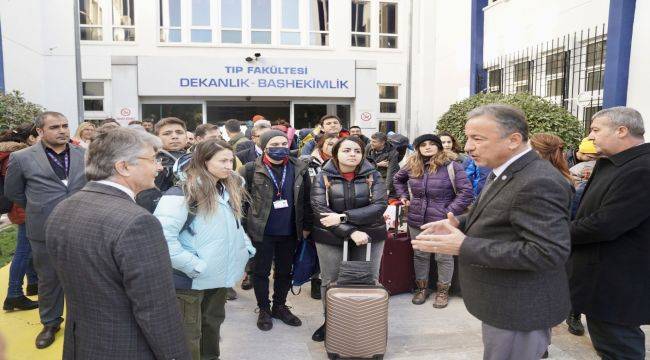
[478, 24, 607, 134]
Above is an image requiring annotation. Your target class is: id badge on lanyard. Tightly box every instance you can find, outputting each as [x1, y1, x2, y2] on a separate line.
[266, 164, 288, 209]
[273, 199, 289, 209]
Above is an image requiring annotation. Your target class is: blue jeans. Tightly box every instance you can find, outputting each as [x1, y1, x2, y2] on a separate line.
[7, 224, 38, 298]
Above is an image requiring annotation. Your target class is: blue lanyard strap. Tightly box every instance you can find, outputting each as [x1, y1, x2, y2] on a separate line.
[265, 164, 287, 198]
[46, 151, 70, 178]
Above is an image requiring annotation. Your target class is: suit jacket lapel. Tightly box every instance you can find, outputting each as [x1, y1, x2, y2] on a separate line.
[34, 142, 66, 187]
[465, 150, 539, 230]
[69, 145, 85, 185]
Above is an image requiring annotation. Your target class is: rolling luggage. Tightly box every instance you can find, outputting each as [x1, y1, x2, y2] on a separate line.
[379, 205, 415, 295]
[325, 241, 389, 360]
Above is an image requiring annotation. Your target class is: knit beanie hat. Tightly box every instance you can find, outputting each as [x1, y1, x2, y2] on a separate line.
[259, 129, 288, 150]
[413, 134, 443, 150]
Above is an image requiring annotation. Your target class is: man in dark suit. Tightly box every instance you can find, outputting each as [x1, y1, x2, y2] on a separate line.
[570, 107, 650, 359]
[4, 112, 87, 349]
[412, 104, 572, 360]
[236, 120, 271, 165]
[45, 128, 190, 359]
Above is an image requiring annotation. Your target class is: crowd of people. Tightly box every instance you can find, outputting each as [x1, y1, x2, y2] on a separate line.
[0, 105, 648, 360]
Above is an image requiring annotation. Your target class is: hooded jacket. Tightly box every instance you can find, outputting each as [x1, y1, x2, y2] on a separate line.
[310, 160, 388, 246]
[0, 141, 29, 224]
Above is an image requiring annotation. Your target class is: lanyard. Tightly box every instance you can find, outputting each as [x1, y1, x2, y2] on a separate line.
[46, 151, 69, 178]
[265, 164, 287, 198]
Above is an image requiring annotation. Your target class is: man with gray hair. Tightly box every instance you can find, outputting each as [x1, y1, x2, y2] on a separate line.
[412, 104, 573, 360]
[4, 111, 87, 349]
[44, 128, 191, 359]
[570, 106, 650, 359]
[237, 120, 272, 164]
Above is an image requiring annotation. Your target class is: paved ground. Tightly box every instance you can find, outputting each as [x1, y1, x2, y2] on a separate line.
[222, 282, 650, 360]
[2, 267, 649, 359]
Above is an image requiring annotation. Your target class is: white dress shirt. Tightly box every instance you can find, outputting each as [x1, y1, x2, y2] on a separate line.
[96, 180, 136, 201]
[492, 147, 532, 179]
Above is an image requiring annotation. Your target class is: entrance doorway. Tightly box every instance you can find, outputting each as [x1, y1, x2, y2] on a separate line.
[206, 101, 291, 125]
[293, 104, 351, 130]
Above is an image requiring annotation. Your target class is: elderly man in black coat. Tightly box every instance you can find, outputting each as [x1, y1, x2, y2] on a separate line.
[570, 106, 650, 360]
[45, 128, 190, 359]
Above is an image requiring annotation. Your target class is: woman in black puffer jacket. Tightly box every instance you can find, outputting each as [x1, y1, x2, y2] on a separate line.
[309, 136, 388, 342]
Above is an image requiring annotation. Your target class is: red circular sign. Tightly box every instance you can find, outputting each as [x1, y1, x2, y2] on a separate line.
[120, 108, 131, 117]
[360, 112, 372, 122]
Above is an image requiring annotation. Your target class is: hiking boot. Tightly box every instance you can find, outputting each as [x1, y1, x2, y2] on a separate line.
[271, 305, 302, 327]
[411, 280, 430, 305]
[226, 287, 238, 301]
[312, 322, 326, 342]
[26, 283, 38, 296]
[433, 282, 450, 309]
[311, 278, 322, 300]
[3, 295, 38, 311]
[257, 309, 273, 331]
[241, 274, 253, 290]
[566, 311, 585, 336]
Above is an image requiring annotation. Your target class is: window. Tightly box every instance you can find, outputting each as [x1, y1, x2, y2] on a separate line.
[82, 82, 105, 112]
[251, 0, 271, 44]
[351, 0, 371, 47]
[281, 0, 300, 45]
[309, 0, 329, 46]
[160, 0, 182, 42]
[379, 85, 398, 113]
[513, 61, 530, 93]
[112, 0, 135, 41]
[191, 0, 212, 42]
[379, 2, 397, 48]
[221, 0, 242, 43]
[141, 104, 204, 131]
[488, 68, 502, 93]
[545, 51, 566, 98]
[79, 0, 103, 41]
[583, 105, 602, 132]
[379, 120, 396, 133]
[585, 40, 605, 91]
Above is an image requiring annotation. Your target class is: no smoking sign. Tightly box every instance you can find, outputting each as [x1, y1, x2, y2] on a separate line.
[360, 112, 372, 122]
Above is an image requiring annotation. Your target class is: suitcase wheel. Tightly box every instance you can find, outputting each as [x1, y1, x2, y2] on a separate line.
[327, 353, 338, 360]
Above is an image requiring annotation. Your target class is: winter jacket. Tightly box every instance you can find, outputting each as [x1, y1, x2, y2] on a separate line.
[239, 156, 313, 242]
[311, 160, 388, 246]
[0, 141, 28, 224]
[300, 129, 350, 156]
[393, 161, 474, 228]
[300, 150, 328, 183]
[228, 133, 250, 150]
[365, 142, 400, 197]
[463, 157, 491, 196]
[154, 186, 255, 290]
[236, 145, 260, 165]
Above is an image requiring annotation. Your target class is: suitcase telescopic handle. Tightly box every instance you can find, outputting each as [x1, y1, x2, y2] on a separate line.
[342, 240, 372, 262]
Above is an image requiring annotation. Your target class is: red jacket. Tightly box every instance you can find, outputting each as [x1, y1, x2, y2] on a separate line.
[0, 141, 29, 224]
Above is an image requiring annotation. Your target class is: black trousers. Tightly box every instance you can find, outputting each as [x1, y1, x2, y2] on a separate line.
[586, 317, 646, 360]
[252, 235, 297, 311]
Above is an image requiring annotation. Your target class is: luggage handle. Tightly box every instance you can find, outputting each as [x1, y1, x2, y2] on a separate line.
[343, 239, 372, 262]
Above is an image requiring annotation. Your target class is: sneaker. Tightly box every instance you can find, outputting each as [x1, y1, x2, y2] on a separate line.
[241, 274, 253, 290]
[566, 311, 585, 336]
[271, 305, 302, 327]
[3, 295, 38, 311]
[226, 287, 238, 301]
[312, 323, 326, 342]
[257, 309, 273, 331]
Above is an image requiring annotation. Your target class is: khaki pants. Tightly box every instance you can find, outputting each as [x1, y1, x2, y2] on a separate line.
[176, 288, 228, 360]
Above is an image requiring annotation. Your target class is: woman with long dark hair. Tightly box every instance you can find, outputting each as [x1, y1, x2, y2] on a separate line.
[393, 134, 474, 308]
[309, 136, 388, 342]
[155, 139, 255, 359]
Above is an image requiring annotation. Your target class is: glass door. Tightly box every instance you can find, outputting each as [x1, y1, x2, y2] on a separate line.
[292, 103, 351, 130]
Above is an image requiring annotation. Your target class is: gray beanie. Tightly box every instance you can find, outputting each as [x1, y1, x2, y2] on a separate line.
[259, 129, 288, 150]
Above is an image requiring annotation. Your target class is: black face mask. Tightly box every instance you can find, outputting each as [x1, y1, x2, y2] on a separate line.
[267, 147, 290, 161]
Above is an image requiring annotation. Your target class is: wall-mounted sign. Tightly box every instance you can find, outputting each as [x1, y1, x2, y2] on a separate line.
[360, 112, 372, 122]
[138, 57, 356, 98]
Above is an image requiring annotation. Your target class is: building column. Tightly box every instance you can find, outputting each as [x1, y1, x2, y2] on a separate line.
[469, 0, 488, 95]
[0, 20, 5, 94]
[603, 0, 636, 108]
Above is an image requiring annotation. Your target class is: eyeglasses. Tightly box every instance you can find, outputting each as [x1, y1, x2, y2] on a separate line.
[137, 156, 163, 165]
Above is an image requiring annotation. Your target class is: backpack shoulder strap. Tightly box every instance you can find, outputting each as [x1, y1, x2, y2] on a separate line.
[447, 162, 457, 194]
[164, 186, 197, 236]
[245, 162, 255, 193]
[322, 174, 331, 207]
[366, 174, 374, 201]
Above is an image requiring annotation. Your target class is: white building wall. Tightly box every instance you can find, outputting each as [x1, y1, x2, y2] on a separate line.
[626, 0, 650, 138]
[483, 0, 610, 62]
[0, 0, 80, 130]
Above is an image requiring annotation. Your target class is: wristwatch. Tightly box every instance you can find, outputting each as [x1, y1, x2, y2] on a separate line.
[339, 214, 348, 223]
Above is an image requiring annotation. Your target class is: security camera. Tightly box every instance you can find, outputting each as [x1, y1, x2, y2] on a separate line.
[254, 53, 261, 58]
[245, 56, 254, 62]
